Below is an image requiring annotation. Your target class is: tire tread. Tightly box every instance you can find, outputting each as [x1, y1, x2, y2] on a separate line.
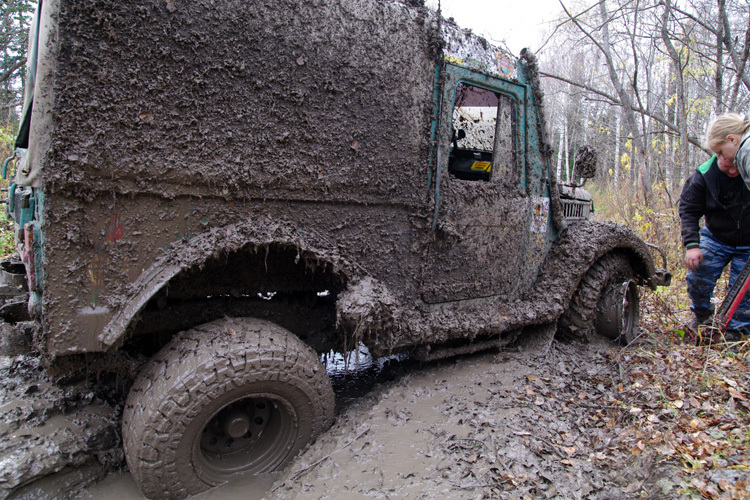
[122, 317, 334, 499]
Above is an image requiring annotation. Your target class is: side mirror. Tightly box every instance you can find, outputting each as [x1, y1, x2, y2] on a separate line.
[573, 146, 597, 180]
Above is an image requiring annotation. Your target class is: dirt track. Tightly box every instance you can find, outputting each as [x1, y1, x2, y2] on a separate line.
[77, 334, 680, 500]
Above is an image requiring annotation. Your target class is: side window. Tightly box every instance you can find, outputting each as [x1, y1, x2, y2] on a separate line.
[449, 82, 517, 184]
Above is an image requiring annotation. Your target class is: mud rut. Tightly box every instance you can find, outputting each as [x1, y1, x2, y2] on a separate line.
[71, 333, 679, 500]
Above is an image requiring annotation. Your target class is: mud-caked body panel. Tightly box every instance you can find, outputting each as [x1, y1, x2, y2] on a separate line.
[527, 220, 661, 316]
[36, 0, 439, 355]
[45, 195, 426, 354]
[19, 0, 666, 361]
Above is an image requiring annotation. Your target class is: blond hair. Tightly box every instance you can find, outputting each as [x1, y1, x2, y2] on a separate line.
[705, 113, 750, 149]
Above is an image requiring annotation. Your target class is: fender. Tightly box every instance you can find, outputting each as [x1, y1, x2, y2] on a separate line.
[526, 220, 666, 318]
[97, 219, 362, 350]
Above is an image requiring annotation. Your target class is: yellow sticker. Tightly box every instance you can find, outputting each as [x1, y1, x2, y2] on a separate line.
[470, 161, 491, 172]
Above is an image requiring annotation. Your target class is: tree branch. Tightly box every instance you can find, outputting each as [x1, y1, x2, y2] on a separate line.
[0, 57, 25, 86]
[539, 70, 704, 150]
[719, 0, 750, 94]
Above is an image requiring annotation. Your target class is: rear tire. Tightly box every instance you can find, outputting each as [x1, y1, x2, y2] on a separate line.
[122, 317, 334, 500]
[558, 253, 640, 344]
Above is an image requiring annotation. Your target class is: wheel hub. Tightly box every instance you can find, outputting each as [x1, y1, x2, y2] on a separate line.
[199, 398, 273, 461]
[221, 407, 251, 439]
[595, 279, 639, 343]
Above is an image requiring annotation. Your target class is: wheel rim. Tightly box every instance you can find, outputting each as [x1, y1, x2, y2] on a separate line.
[595, 279, 639, 343]
[194, 393, 299, 479]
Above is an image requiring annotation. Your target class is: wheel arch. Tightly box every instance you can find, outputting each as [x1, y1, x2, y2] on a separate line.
[530, 220, 661, 321]
[98, 219, 361, 352]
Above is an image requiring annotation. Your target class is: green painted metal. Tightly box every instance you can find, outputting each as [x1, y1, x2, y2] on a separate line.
[1, 151, 17, 180]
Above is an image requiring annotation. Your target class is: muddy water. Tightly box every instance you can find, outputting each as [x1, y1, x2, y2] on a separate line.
[76, 337, 670, 500]
[75, 344, 414, 500]
[76, 470, 279, 500]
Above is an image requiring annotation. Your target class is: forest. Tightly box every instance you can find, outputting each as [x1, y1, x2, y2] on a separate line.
[542, 0, 747, 193]
[534, 0, 749, 339]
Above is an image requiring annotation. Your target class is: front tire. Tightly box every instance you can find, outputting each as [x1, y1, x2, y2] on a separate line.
[559, 253, 640, 344]
[122, 317, 334, 499]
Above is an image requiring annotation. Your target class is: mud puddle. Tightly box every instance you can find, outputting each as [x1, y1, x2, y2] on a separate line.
[76, 469, 278, 500]
[322, 343, 414, 412]
[78, 337, 676, 500]
[267, 338, 676, 500]
[75, 344, 415, 500]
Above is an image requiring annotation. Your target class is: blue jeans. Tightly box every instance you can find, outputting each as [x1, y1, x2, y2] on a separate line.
[687, 228, 750, 330]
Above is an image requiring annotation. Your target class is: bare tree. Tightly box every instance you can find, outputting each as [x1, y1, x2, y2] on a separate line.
[661, 0, 690, 176]
[0, 0, 36, 119]
[538, 0, 750, 206]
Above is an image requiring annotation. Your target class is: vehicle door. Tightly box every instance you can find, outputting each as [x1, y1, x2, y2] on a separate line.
[420, 63, 549, 303]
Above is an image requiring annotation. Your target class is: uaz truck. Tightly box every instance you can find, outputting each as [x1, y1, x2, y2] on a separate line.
[0, 0, 669, 498]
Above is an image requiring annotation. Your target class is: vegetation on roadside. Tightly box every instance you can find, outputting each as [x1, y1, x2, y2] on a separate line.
[0, 1, 38, 258]
[0, 126, 16, 258]
[589, 179, 749, 499]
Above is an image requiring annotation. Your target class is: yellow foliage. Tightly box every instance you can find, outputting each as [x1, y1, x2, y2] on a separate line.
[620, 153, 631, 172]
[690, 96, 713, 118]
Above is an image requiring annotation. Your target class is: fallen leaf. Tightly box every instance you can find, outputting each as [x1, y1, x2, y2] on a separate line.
[723, 377, 738, 388]
[728, 389, 747, 400]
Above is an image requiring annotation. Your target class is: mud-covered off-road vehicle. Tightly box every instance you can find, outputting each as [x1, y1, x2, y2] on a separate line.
[0, 0, 670, 498]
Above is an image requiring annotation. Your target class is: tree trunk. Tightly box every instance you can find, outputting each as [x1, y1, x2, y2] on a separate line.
[716, 0, 725, 113]
[597, 0, 651, 203]
[661, 0, 690, 187]
[556, 118, 564, 180]
[615, 112, 621, 192]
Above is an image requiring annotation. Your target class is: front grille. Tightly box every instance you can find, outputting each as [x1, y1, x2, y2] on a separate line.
[562, 200, 591, 220]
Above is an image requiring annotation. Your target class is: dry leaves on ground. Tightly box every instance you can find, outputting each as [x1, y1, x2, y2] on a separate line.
[612, 293, 750, 499]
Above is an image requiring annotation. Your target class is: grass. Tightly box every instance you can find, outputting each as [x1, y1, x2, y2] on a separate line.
[0, 210, 13, 258]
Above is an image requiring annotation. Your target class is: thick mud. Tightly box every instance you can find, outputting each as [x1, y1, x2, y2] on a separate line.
[72, 335, 680, 500]
[265, 337, 676, 500]
[0, 355, 121, 500]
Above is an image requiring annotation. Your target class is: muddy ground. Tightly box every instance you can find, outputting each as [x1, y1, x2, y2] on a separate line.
[74, 333, 688, 500]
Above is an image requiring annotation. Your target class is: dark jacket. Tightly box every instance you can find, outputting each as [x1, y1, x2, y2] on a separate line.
[679, 155, 750, 248]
